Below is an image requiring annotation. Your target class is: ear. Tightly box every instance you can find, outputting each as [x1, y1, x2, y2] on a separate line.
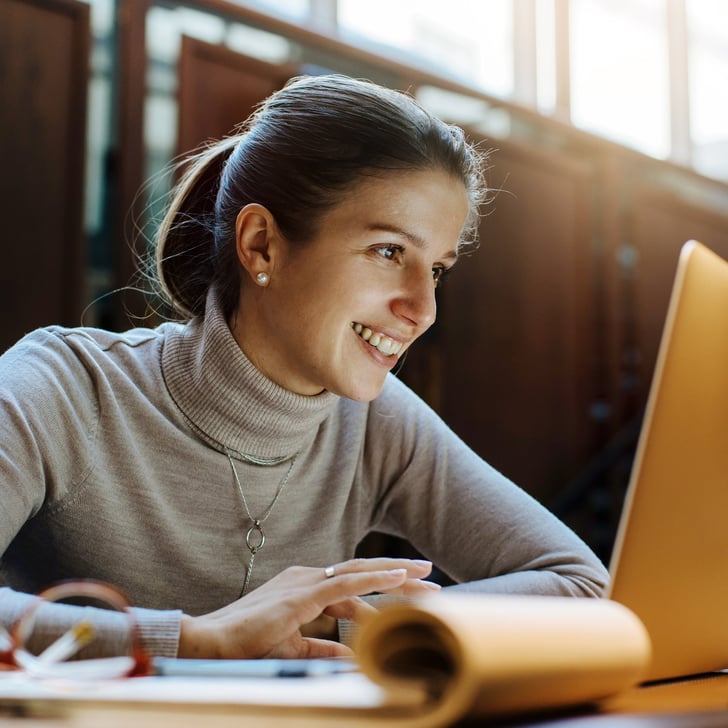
[234, 204, 281, 286]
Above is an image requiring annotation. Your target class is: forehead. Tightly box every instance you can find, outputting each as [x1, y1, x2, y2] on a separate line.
[322, 168, 470, 240]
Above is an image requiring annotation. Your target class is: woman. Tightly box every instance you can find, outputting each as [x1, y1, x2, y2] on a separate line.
[0, 74, 607, 663]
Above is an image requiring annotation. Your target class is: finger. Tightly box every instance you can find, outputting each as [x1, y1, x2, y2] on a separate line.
[264, 636, 354, 660]
[323, 596, 378, 622]
[312, 568, 408, 608]
[325, 558, 433, 579]
[300, 613, 338, 639]
[298, 638, 354, 659]
[377, 578, 442, 597]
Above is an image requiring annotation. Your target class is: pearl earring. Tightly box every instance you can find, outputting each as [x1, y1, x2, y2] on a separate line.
[256, 272, 270, 286]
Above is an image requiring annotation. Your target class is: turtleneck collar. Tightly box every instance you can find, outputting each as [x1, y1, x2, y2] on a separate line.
[161, 288, 339, 459]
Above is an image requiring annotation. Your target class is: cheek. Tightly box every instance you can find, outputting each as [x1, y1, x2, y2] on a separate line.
[299, 272, 368, 316]
[280, 254, 382, 328]
[277, 285, 344, 337]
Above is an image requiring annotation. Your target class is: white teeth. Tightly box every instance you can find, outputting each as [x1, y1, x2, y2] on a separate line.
[378, 338, 394, 355]
[352, 322, 403, 357]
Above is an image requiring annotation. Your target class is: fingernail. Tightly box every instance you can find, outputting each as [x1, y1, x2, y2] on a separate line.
[414, 560, 432, 567]
[422, 581, 441, 590]
[388, 569, 407, 577]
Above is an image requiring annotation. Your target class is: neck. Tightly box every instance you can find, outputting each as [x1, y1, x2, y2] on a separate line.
[162, 287, 338, 459]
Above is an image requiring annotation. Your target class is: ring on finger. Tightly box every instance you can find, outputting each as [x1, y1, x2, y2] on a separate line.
[324, 565, 336, 578]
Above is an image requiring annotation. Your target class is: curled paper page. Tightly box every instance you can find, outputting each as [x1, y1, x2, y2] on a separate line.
[354, 593, 651, 726]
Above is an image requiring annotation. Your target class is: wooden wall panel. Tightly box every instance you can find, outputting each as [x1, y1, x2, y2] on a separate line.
[629, 189, 728, 405]
[0, 0, 89, 352]
[177, 37, 298, 157]
[435, 139, 598, 501]
[113, 0, 149, 327]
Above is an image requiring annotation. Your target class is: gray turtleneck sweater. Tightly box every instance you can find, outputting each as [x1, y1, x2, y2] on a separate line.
[0, 292, 608, 657]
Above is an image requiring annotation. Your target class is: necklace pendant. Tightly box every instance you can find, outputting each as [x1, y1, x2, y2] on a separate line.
[226, 450, 299, 598]
[246, 520, 266, 554]
[241, 550, 255, 597]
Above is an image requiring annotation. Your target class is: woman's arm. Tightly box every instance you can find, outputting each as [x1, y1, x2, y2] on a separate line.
[1, 560, 436, 660]
[364, 376, 609, 597]
[0, 333, 439, 660]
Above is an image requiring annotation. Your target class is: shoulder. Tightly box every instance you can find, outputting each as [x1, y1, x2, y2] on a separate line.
[0, 321, 181, 398]
[374, 374, 448, 432]
[45, 321, 176, 356]
[1, 326, 92, 387]
[3, 322, 166, 355]
[336, 374, 452, 446]
[373, 374, 431, 413]
[335, 373, 430, 417]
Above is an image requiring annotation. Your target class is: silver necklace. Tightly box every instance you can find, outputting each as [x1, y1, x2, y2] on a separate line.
[226, 450, 298, 597]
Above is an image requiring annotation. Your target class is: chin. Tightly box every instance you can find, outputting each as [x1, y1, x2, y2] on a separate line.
[333, 377, 387, 403]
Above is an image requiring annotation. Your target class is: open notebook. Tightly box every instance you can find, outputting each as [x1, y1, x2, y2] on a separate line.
[608, 239, 728, 682]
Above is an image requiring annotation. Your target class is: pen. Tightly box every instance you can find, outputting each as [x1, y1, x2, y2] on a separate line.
[0, 624, 12, 652]
[151, 657, 358, 678]
[37, 620, 96, 664]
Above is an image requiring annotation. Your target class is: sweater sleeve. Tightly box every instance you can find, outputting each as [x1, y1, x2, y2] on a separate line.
[362, 376, 609, 597]
[0, 329, 90, 558]
[0, 329, 183, 657]
[0, 586, 182, 659]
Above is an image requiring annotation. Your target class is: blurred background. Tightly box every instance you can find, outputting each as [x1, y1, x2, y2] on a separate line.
[2, 0, 727, 565]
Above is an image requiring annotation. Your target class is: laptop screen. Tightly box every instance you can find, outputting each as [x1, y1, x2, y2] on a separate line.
[608, 240, 728, 682]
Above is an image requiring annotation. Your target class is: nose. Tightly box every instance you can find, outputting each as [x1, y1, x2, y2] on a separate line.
[390, 265, 437, 331]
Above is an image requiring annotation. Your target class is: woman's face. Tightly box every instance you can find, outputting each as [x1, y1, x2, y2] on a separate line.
[234, 168, 470, 401]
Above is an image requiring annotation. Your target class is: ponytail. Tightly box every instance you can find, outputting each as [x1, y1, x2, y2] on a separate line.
[154, 135, 239, 319]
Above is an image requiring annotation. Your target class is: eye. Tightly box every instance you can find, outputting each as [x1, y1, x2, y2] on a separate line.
[375, 245, 404, 263]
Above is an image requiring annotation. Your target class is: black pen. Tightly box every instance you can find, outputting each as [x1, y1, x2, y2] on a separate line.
[151, 657, 358, 678]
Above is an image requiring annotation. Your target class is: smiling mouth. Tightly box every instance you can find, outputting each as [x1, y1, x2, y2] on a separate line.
[352, 322, 403, 356]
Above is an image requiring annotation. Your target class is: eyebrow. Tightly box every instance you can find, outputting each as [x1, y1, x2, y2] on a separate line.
[366, 223, 459, 263]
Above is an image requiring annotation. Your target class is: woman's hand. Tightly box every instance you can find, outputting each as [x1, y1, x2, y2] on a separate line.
[178, 557, 438, 659]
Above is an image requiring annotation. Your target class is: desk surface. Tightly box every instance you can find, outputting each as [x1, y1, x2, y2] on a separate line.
[492, 672, 728, 727]
[2, 672, 728, 727]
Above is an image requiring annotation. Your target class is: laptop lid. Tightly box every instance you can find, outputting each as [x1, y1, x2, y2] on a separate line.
[608, 240, 728, 683]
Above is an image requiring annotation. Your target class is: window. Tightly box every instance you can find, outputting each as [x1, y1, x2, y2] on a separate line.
[337, 0, 513, 98]
[569, 0, 670, 159]
[687, 0, 728, 180]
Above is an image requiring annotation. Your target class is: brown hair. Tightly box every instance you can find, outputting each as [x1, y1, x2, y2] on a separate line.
[154, 74, 488, 320]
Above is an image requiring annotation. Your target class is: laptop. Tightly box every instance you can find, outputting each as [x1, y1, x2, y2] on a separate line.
[607, 239, 728, 683]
